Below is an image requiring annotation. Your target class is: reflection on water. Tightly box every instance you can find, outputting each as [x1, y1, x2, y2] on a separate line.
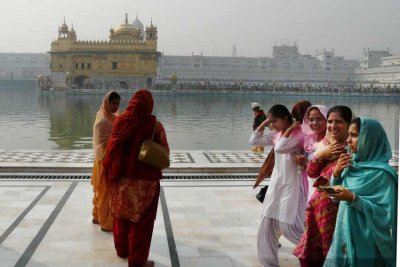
[0, 85, 399, 151]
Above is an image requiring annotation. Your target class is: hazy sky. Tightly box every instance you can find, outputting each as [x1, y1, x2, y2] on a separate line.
[1, 0, 399, 59]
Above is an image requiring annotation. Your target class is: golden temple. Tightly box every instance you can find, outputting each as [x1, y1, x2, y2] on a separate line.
[45, 14, 158, 91]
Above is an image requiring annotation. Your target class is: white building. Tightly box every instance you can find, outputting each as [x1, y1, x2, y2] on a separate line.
[157, 43, 359, 87]
[354, 49, 400, 87]
[0, 53, 50, 80]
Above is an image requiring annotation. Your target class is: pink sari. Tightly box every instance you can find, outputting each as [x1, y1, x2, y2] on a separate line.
[293, 139, 340, 267]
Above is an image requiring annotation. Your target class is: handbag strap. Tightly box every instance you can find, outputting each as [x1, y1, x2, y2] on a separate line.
[151, 120, 158, 140]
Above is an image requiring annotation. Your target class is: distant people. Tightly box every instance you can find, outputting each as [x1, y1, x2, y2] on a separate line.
[293, 105, 353, 267]
[298, 105, 329, 202]
[102, 90, 169, 267]
[324, 117, 397, 267]
[251, 102, 267, 153]
[250, 104, 306, 267]
[91, 91, 120, 231]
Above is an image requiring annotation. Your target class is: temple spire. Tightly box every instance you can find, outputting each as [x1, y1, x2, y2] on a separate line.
[125, 13, 128, 24]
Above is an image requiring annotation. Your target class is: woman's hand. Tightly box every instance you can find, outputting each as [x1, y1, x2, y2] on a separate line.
[288, 121, 301, 132]
[315, 143, 346, 162]
[326, 186, 354, 202]
[283, 121, 301, 137]
[332, 153, 352, 178]
[295, 155, 307, 169]
[257, 118, 271, 132]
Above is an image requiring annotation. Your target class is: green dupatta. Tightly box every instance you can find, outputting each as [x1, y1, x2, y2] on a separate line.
[326, 117, 397, 267]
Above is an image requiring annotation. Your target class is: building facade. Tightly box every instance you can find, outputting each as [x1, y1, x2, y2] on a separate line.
[2, 37, 399, 90]
[354, 49, 400, 88]
[0, 53, 49, 81]
[156, 43, 360, 87]
[157, 44, 400, 89]
[46, 14, 158, 90]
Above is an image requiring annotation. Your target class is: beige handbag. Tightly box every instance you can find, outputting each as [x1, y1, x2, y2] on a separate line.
[138, 121, 170, 169]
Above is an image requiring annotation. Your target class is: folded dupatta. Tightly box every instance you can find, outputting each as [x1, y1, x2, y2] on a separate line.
[328, 117, 397, 266]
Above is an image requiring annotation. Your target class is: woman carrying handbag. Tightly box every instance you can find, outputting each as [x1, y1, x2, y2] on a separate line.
[103, 90, 169, 267]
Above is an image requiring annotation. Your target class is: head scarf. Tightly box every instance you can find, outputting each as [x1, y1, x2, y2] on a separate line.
[345, 117, 396, 177]
[340, 117, 397, 265]
[93, 91, 118, 160]
[103, 90, 157, 183]
[302, 105, 329, 153]
[97, 91, 118, 122]
[302, 105, 329, 135]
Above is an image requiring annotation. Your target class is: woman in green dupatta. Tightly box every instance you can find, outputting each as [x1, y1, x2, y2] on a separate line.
[323, 117, 397, 267]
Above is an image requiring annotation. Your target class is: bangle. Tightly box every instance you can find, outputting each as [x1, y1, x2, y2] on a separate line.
[351, 192, 356, 202]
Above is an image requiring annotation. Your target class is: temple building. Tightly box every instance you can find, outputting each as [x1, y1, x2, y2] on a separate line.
[47, 14, 158, 90]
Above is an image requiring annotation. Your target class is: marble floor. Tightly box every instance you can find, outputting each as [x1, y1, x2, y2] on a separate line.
[0, 179, 299, 267]
[0, 150, 398, 266]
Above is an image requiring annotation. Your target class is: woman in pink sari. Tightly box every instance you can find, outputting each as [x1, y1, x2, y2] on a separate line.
[91, 91, 121, 231]
[298, 105, 329, 202]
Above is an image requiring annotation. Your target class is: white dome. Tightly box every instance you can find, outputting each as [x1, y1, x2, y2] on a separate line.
[132, 15, 144, 34]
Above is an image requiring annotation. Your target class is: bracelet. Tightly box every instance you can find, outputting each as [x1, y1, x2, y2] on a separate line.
[351, 192, 356, 202]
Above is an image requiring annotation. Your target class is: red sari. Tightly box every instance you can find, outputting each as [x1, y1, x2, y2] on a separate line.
[103, 90, 169, 267]
[293, 140, 340, 267]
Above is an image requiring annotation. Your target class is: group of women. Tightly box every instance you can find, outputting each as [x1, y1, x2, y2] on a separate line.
[91, 90, 169, 267]
[250, 102, 397, 267]
[89, 89, 396, 267]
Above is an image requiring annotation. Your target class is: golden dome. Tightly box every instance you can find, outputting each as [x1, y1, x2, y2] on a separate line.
[114, 24, 139, 35]
[111, 13, 141, 40]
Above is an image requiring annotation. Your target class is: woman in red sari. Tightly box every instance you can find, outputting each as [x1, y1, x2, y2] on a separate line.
[103, 90, 169, 267]
[293, 106, 353, 267]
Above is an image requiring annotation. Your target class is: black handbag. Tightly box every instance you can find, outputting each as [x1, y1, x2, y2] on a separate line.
[256, 185, 268, 203]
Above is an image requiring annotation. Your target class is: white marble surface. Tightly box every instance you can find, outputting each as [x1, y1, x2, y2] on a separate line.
[0, 180, 300, 267]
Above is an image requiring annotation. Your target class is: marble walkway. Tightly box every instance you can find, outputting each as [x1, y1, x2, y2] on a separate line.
[0, 179, 301, 267]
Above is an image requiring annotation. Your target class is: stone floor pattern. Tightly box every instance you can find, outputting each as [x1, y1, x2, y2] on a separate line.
[0, 179, 299, 267]
[0, 150, 397, 166]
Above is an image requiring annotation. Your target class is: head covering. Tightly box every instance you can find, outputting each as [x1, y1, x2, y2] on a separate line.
[103, 90, 159, 184]
[344, 117, 396, 177]
[251, 102, 260, 109]
[302, 105, 329, 135]
[339, 117, 397, 265]
[97, 91, 118, 122]
[302, 105, 329, 153]
[93, 91, 118, 160]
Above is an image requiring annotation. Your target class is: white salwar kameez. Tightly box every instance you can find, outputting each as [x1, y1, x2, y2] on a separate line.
[250, 129, 307, 267]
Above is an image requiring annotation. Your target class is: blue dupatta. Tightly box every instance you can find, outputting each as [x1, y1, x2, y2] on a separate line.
[325, 117, 397, 267]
